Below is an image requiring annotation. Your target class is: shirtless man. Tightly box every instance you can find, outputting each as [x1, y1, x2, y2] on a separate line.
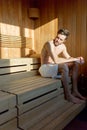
[39, 28, 86, 104]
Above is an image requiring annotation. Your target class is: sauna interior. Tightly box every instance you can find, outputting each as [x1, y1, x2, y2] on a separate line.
[0, 0, 87, 130]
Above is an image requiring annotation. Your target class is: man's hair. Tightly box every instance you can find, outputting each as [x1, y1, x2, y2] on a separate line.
[57, 29, 70, 38]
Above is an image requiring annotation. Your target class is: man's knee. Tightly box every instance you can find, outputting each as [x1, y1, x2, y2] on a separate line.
[62, 64, 69, 73]
[74, 62, 79, 69]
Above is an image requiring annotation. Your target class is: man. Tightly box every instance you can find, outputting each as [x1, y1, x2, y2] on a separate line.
[39, 28, 86, 104]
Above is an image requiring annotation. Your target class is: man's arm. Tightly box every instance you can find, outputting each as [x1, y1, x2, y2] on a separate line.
[62, 45, 84, 64]
[46, 42, 58, 63]
[62, 45, 71, 59]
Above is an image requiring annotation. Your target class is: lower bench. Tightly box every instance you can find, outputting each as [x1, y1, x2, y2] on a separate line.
[18, 95, 86, 130]
[0, 91, 20, 130]
[1, 76, 61, 115]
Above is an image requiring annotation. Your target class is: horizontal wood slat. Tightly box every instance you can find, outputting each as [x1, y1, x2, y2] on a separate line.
[0, 118, 20, 130]
[0, 71, 39, 87]
[18, 89, 58, 115]
[0, 91, 16, 112]
[0, 58, 40, 75]
[0, 58, 40, 67]
[0, 34, 32, 48]
[0, 66, 27, 75]
[0, 91, 17, 125]
[0, 108, 17, 125]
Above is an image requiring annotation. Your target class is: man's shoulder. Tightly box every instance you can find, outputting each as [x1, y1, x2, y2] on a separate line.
[44, 40, 54, 47]
[61, 43, 66, 48]
[48, 40, 54, 44]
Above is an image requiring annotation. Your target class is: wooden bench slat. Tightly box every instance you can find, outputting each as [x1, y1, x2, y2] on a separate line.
[1, 76, 60, 92]
[0, 64, 39, 75]
[55, 104, 85, 130]
[0, 71, 39, 87]
[28, 100, 85, 130]
[0, 66, 27, 75]
[30, 64, 40, 70]
[40, 103, 85, 130]
[0, 58, 40, 67]
[18, 89, 58, 115]
[0, 108, 17, 125]
[0, 118, 20, 130]
[0, 91, 17, 125]
[29, 102, 73, 130]
[4, 78, 59, 93]
[0, 91, 16, 112]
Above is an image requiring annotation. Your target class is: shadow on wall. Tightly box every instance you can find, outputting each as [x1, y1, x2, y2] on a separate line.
[25, 49, 40, 58]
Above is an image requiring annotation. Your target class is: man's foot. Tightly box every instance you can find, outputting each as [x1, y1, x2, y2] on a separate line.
[72, 91, 86, 100]
[65, 94, 85, 104]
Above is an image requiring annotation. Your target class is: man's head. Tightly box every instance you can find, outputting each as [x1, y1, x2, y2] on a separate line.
[54, 29, 70, 46]
[57, 29, 70, 38]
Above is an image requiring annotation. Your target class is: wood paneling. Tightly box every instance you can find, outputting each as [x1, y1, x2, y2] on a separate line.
[34, 0, 58, 53]
[0, 34, 32, 48]
[0, 0, 34, 58]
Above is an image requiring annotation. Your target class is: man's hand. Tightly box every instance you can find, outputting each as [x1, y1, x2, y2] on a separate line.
[77, 57, 85, 64]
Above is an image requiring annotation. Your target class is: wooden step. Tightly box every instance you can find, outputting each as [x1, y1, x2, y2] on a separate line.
[0, 58, 40, 87]
[18, 95, 65, 129]
[0, 118, 21, 130]
[18, 95, 85, 130]
[1, 76, 61, 114]
[0, 91, 17, 125]
[39, 103, 85, 130]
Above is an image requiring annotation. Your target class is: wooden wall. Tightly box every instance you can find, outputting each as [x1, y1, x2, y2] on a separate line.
[0, 0, 35, 58]
[34, 0, 87, 75]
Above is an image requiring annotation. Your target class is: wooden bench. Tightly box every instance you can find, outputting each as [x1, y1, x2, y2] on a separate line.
[0, 91, 20, 130]
[0, 91, 16, 125]
[0, 58, 86, 130]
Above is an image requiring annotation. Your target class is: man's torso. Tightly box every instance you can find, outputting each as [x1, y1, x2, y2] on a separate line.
[41, 40, 65, 64]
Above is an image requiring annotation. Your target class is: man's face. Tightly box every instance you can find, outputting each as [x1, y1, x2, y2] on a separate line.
[54, 34, 67, 46]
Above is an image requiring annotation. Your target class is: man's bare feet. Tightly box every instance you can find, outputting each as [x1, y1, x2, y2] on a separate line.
[65, 94, 85, 104]
[72, 91, 86, 100]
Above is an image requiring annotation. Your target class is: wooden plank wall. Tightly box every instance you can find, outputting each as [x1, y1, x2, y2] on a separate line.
[34, 0, 87, 75]
[0, 0, 35, 58]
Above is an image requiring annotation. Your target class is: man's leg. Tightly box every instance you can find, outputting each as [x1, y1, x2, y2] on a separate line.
[71, 62, 86, 100]
[58, 63, 85, 103]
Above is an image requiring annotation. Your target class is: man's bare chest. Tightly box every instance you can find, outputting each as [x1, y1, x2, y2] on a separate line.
[54, 45, 63, 55]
